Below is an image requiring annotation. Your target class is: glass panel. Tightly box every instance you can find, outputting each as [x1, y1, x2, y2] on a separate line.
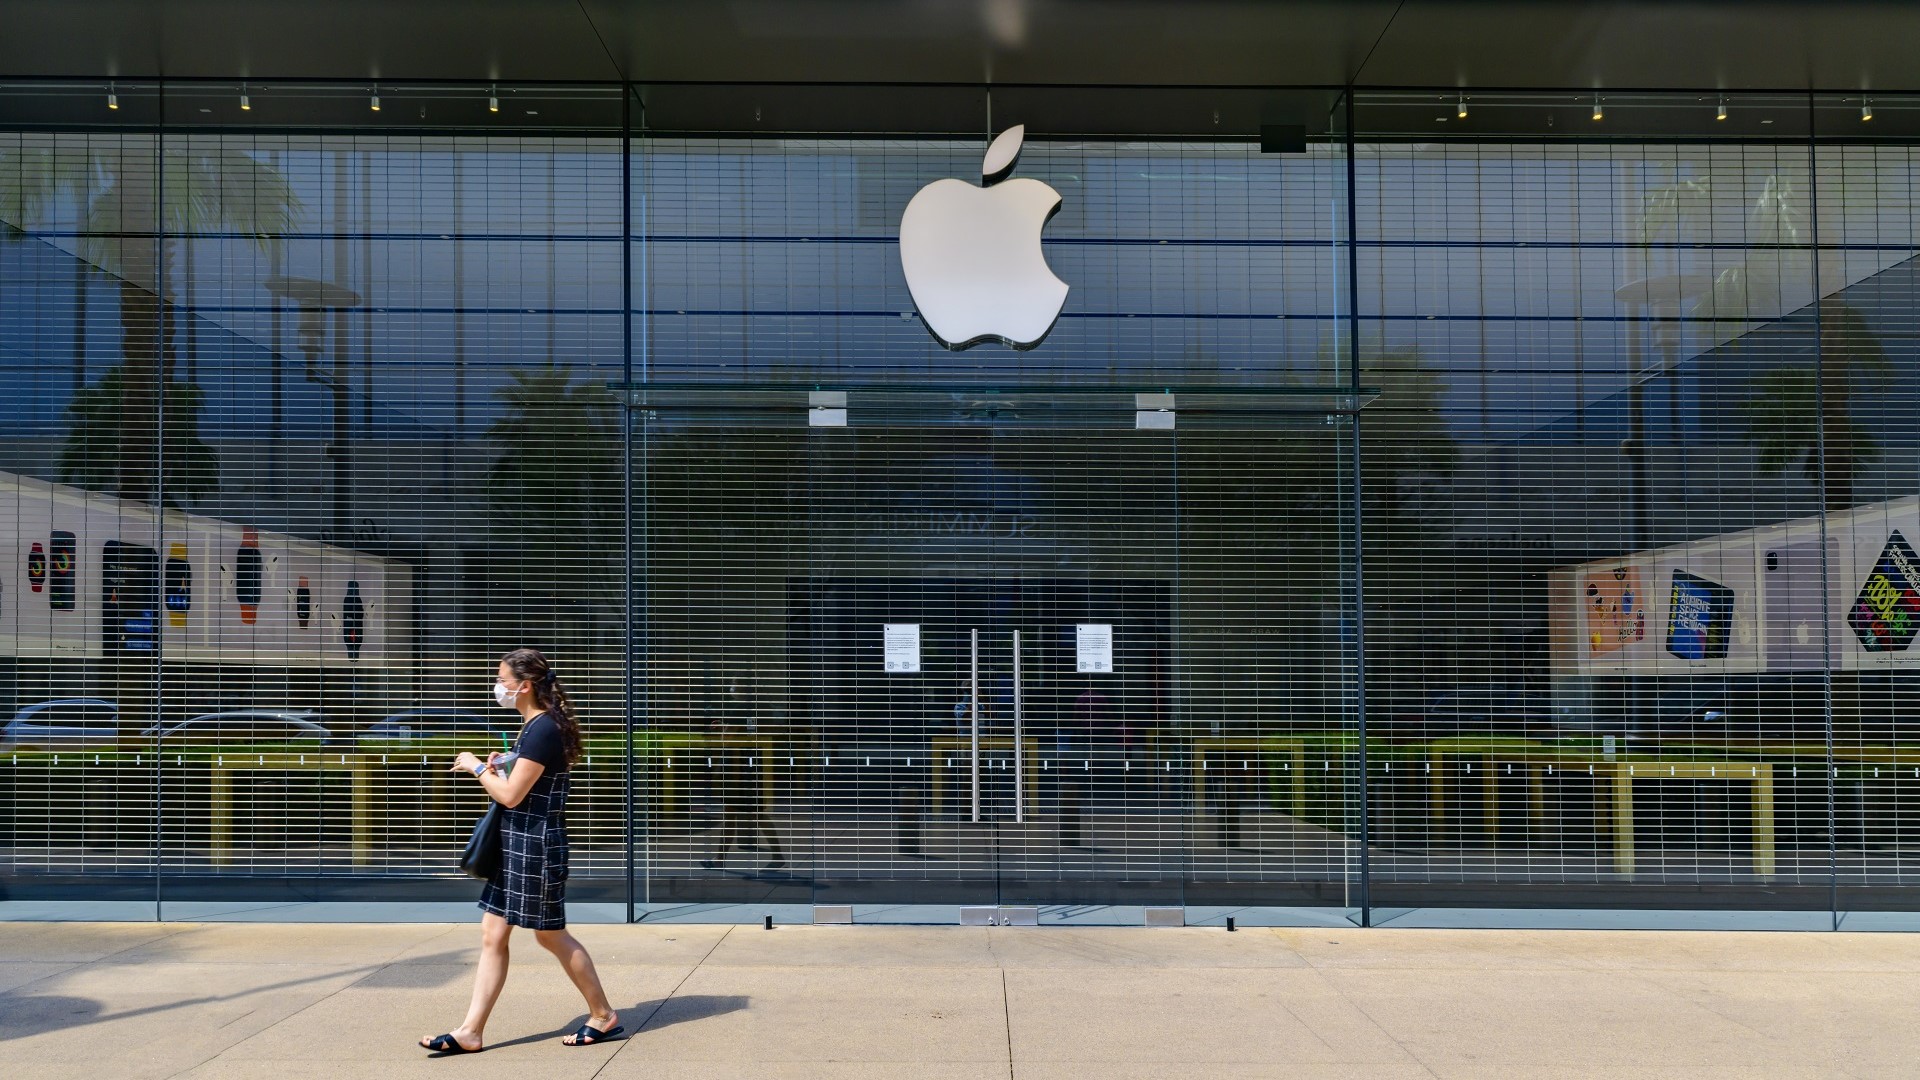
[634, 389, 1354, 920]
[1813, 94, 1920, 923]
[0, 83, 164, 901]
[0, 83, 628, 911]
[1355, 91, 1831, 920]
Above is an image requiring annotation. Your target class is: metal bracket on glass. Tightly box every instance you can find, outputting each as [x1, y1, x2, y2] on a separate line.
[809, 390, 848, 427]
[1135, 392, 1175, 430]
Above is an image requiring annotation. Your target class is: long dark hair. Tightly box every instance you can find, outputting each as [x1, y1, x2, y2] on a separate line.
[501, 647, 582, 767]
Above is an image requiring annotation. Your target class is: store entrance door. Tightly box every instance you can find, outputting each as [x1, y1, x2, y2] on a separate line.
[636, 385, 1360, 922]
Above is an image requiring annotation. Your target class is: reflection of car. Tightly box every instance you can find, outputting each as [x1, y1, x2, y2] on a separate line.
[145, 710, 335, 745]
[0, 699, 120, 752]
[358, 708, 505, 745]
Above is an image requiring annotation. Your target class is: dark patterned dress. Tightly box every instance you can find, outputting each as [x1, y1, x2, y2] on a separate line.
[478, 711, 572, 929]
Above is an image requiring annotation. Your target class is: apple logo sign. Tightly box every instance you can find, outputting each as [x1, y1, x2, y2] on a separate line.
[899, 125, 1068, 351]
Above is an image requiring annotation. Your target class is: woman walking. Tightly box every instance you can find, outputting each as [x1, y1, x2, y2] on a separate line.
[420, 647, 622, 1054]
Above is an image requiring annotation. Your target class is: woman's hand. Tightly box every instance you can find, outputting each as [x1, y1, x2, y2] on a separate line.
[452, 751, 486, 776]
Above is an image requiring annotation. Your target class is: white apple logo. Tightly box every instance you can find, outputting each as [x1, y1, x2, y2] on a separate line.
[899, 125, 1069, 351]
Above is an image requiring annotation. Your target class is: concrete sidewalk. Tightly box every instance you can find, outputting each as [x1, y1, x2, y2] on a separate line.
[0, 920, 1912, 1079]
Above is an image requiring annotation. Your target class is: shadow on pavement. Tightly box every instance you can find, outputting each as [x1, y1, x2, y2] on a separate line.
[0, 948, 473, 1041]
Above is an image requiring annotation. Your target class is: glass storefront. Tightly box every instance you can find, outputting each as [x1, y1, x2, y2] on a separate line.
[1, 82, 1916, 925]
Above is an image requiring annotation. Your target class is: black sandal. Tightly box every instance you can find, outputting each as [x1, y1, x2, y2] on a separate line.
[420, 1033, 483, 1054]
[563, 1023, 624, 1046]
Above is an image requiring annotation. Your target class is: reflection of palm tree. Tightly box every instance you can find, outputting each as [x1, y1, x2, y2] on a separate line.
[57, 369, 218, 507]
[1737, 297, 1891, 513]
[486, 366, 623, 589]
[1636, 168, 1889, 513]
[0, 143, 299, 503]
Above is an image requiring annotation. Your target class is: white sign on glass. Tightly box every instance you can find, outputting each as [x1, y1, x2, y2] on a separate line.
[898, 126, 1069, 351]
[883, 623, 921, 673]
[1076, 623, 1113, 673]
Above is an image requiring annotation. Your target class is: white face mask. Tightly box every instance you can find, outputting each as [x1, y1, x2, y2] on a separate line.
[494, 681, 519, 710]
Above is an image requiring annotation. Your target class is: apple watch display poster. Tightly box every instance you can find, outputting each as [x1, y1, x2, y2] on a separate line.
[235, 530, 263, 624]
[342, 580, 365, 661]
[101, 540, 160, 654]
[27, 541, 45, 592]
[165, 542, 192, 628]
[48, 530, 76, 610]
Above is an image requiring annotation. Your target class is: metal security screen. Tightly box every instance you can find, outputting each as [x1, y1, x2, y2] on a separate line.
[633, 393, 1362, 913]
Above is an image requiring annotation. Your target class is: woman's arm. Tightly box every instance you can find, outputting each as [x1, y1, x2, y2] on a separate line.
[451, 751, 547, 809]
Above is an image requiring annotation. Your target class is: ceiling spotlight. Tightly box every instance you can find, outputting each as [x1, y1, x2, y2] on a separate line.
[489, 84, 499, 113]
[240, 82, 251, 111]
[1716, 96, 1727, 122]
[1591, 93, 1603, 121]
[107, 81, 118, 110]
[1862, 98, 1873, 122]
[370, 85, 381, 113]
[1457, 92, 1468, 119]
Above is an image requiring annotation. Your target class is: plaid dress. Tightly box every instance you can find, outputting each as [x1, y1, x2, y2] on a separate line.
[478, 713, 572, 929]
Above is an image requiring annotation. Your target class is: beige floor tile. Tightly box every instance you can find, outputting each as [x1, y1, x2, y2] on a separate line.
[990, 925, 1310, 969]
[1324, 967, 1819, 1069]
[105, 921, 459, 966]
[0, 960, 370, 1080]
[1420, 1060, 1850, 1068]
[632, 964, 1008, 1063]
[1006, 967, 1413, 1066]
[0, 959, 78, 994]
[1014, 1066, 1438, 1080]
[0, 921, 179, 962]
[1284, 927, 1602, 971]
[701, 925, 997, 968]
[598, 1062, 1012, 1080]
[216, 959, 694, 1063]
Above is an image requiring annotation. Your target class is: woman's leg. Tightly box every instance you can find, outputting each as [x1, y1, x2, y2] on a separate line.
[438, 912, 513, 1050]
[535, 928, 619, 1041]
[420, 907, 510, 1053]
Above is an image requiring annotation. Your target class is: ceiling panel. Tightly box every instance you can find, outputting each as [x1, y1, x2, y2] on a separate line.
[1363, 2, 1920, 92]
[0, 0, 1917, 97]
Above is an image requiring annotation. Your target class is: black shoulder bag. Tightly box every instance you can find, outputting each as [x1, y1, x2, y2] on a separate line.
[459, 803, 503, 879]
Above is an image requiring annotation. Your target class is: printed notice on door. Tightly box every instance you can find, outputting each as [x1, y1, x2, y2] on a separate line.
[883, 623, 921, 673]
[1077, 623, 1113, 673]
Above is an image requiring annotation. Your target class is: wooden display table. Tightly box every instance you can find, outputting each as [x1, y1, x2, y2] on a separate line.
[207, 752, 374, 867]
[1190, 737, 1310, 819]
[1423, 742, 1775, 877]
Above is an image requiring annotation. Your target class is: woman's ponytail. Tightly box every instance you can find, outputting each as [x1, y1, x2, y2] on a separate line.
[501, 647, 583, 766]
